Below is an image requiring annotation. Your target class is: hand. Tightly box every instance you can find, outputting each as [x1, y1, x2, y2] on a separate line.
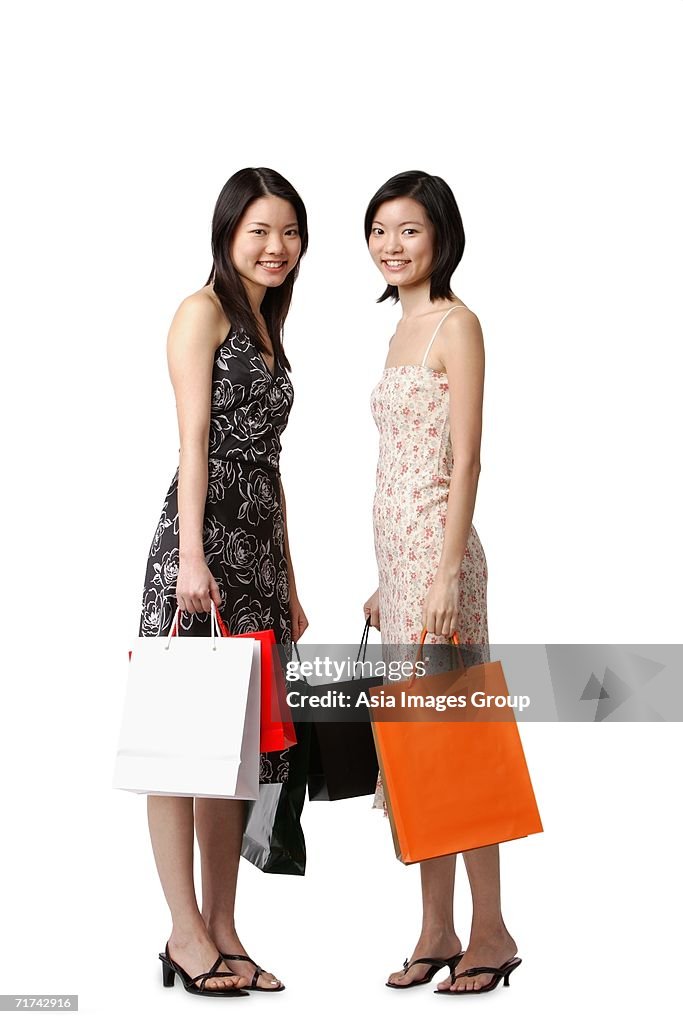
[421, 572, 460, 638]
[363, 588, 381, 630]
[290, 592, 309, 643]
[176, 554, 222, 615]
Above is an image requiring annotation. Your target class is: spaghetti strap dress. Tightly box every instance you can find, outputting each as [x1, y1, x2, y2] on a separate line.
[370, 306, 491, 812]
[138, 324, 294, 784]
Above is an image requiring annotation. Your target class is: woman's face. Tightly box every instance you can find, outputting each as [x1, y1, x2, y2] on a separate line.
[230, 195, 302, 289]
[368, 197, 435, 288]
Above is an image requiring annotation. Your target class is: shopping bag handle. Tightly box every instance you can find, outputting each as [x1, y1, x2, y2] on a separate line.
[212, 603, 230, 637]
[407, 627, 465, 687]
[165, 600, 222, 650]
[351, 615, 372, 680]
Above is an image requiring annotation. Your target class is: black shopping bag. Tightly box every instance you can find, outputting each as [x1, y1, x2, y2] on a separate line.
[307, 617, 380, 801]
[241, 714, 311, 875]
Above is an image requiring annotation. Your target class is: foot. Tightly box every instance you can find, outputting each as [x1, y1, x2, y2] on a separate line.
[387, 930, 462, 987]
[205, 924, 283, 991]
[436, 929, 517, 992]
[166, 932, 250, 992]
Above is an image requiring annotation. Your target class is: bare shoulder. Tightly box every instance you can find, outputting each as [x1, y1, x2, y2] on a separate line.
[432, 304, 484, 366]
[445, 303, 482, 334]
[168, 287, 230, 352]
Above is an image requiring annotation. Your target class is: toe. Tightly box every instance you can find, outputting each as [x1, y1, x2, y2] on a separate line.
[216, 974, 239, 989]
[258, 971, 280, 989]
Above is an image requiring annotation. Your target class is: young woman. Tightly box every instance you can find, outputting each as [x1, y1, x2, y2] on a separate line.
[138, 167, 309, 996]
[363, 171, 519, 995]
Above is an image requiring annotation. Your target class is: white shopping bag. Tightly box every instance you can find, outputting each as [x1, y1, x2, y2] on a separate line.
[113, 602, 261, 799]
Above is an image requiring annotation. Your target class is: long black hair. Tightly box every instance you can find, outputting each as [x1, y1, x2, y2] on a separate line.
[204, 167, 308, 371]
[364, 170, 465, 305]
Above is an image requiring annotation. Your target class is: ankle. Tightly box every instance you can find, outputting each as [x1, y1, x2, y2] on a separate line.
[202, 914, 238, 936]
[168, 921, 211, 948]
[418, 923, 458, 946]
[201, 921, 239, 942]
[468, 922, 514, 947]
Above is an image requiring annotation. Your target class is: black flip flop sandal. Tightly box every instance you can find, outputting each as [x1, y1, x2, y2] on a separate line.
[435, 955, 522, 994]
[386, 952, 464, 989]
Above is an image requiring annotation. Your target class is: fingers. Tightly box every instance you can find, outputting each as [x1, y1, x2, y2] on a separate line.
[175, 593, 194, 615]
[208, 576, 223, 608]
[294, 611, 309, 642]
[363, 604, 377, 628]
[422, 604, 435, 636]
[363, 591, 381, 630]
[422, 607, 459, 639]
[438, 610, 456, 638]
[175, 589, 211, 616]
[290, 607, 308, 644]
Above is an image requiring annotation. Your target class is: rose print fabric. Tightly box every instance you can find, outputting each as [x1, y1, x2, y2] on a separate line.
[370, 319, 490, 812]
[138, 325, 294, 784]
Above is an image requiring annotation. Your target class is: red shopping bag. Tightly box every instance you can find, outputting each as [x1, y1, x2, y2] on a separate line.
[168, 603, 297, 753]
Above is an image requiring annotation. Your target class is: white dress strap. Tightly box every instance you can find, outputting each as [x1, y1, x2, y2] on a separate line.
[420, 305, 468, 367]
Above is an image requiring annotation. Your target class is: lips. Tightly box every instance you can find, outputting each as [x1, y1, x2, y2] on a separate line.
[258, 261, 287, 269]
[383, 259, 410, 270]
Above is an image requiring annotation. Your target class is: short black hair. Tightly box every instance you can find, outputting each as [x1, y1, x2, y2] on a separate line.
[364, 170, 465, 304]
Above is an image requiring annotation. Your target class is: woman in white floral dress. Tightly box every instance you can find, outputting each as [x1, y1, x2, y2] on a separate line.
[363, 171, 519, 994]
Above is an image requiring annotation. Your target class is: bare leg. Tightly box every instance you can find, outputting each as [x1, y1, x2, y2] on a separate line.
[195, 797, 283, 990]
[387, 853, 463, 986]
[436, 843, 517, 992]
[147, 795, 247, 991]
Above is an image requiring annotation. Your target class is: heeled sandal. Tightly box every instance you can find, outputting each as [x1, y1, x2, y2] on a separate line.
[219, 952, 285, 992]
[434, 955, 522, 994]
[159, 942, 249, 997]
[386, 952, 464, 989]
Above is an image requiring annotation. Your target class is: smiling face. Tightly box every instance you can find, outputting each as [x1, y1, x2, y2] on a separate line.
[230, 195, 302, 290]
[368, 197, 435, 287]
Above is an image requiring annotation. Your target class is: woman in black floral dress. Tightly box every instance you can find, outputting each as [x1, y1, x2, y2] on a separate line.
[138, 168, 308, 995]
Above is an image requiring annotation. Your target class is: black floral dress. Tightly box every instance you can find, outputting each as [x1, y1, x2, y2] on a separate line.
[138, 324, 294, 784]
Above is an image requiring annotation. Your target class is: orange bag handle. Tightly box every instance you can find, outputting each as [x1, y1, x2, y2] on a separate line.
[407, 627, 465, 687]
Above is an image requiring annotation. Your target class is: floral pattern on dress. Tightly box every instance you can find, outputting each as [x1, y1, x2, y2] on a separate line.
[370, 365, 490, 812]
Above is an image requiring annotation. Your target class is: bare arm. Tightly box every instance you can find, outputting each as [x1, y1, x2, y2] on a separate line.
[279, 479, 297, 596]
[167, 292, 225, 614]
[422, 311, 485, 636]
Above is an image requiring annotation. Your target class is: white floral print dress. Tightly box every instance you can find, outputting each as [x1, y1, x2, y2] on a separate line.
[370, 306, 490, 811]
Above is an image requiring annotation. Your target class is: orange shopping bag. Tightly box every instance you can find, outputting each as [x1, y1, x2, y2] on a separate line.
[369, 630, 543, 864]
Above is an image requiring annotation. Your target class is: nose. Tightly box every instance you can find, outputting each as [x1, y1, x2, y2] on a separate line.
[265, 234, 286, 255]
[383, 236, 403, 254]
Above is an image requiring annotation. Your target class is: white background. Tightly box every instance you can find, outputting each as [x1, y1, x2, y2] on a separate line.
[1, 1, 681, 1021]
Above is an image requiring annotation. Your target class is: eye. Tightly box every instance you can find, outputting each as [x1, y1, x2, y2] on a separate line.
[372, 227, 384, 235]
[403, 228, 417, 236]
[250, 229, 266, 235]
[285, 228, 299, 237]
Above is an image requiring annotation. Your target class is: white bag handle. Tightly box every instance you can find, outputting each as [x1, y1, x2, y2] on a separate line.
[163, 600, 220, 651]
